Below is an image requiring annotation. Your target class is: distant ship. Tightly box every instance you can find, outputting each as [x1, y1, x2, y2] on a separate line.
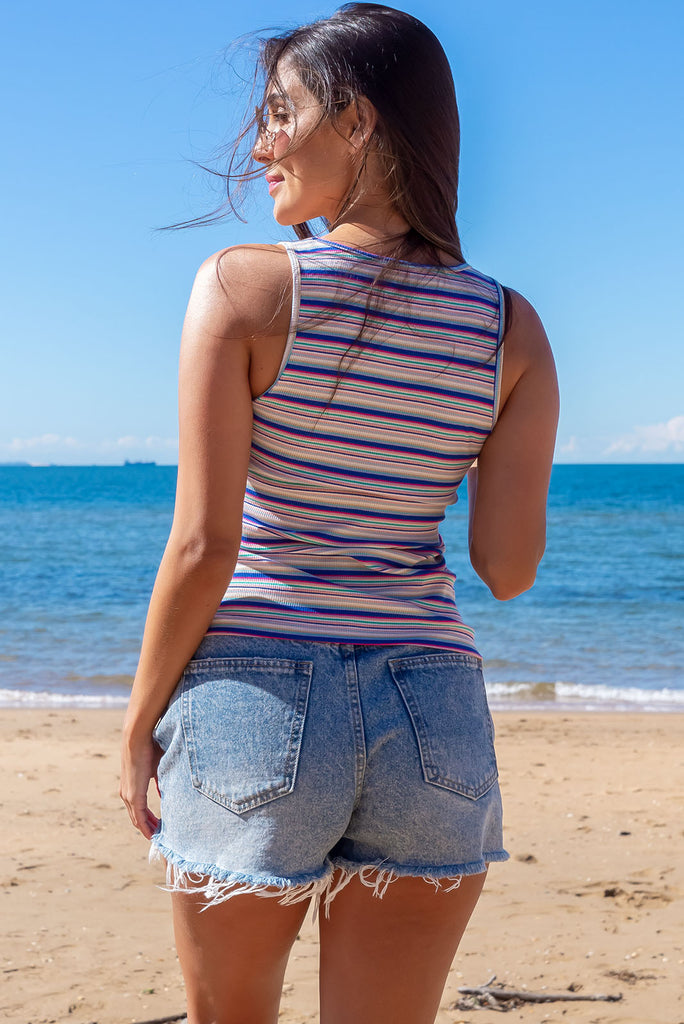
[123, 459, 156, 466]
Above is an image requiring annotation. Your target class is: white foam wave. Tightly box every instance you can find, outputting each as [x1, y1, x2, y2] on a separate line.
[2, 681, 683, 713]
[486, 679, 684, 711]
[555, 681, 684, 708]
[0, 688, 128, 708]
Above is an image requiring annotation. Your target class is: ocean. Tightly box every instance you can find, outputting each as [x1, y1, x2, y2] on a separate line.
[1, 464, 682, 711]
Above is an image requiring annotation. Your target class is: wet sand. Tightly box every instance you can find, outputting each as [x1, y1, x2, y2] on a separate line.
[2, 710, 682, 1024]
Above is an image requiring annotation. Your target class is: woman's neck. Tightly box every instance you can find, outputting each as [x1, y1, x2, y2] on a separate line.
[325, 222, 407, 255]
[323, 219, 462, 267]
[324, 194, 412, 253]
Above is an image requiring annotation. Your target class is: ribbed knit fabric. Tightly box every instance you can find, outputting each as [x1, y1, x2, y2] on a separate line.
[207, 236, 504, 654]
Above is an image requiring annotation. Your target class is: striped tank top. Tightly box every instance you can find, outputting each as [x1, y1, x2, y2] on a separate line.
[208, 236, 504, 655]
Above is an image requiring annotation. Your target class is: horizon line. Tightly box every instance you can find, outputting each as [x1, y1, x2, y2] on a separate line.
[1, 461, 683, 469]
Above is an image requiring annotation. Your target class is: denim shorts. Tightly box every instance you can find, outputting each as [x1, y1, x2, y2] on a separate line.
[151, 634, 508, 919]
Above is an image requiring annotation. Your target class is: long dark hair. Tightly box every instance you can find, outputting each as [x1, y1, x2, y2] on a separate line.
[167, 5, 511, 357]
[255, 3, 464, 265]
[172, 4, 464, 266]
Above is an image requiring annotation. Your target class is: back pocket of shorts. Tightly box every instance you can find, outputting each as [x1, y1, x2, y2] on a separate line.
[388, 653, 498, 800]
[180, 656, 313, 814]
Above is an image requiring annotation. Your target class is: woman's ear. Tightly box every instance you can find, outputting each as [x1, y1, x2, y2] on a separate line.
[339, 95, 377, 148]
[355, 96, 377, 143]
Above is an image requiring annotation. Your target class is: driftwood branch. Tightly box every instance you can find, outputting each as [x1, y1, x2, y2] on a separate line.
[131, 1014, 187, 1024]
[455, 974, 623, 1011]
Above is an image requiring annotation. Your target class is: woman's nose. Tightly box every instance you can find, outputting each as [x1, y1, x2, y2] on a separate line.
[252, 129, 275, 165]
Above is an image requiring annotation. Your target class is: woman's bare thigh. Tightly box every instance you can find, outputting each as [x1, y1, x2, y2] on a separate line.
[172, 887, 311, 1024]
[318, 869, 487, 1024]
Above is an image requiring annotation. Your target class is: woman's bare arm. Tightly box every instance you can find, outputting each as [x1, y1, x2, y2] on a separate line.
[468, 289, 559, 600]
[120, 247, 285, 836]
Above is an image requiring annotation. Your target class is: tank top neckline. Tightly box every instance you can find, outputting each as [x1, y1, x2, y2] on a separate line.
[307, 235, 468, 271]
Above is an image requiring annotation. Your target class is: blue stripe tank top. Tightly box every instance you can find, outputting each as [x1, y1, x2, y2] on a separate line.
[207, 236, 505, 655]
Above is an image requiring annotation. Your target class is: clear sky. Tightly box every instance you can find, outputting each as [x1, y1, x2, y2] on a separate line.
[2, 0, 683, 464]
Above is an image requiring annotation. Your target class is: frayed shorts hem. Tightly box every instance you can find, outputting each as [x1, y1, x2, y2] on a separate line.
[150, 839, 508, 921]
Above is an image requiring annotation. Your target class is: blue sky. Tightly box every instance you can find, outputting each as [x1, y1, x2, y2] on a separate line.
[2, 0, 683, 464]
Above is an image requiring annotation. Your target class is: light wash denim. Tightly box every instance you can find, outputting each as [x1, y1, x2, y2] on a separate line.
[151, 635, 508, 918]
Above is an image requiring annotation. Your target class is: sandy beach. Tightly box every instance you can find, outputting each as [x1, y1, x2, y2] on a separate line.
[2, 709, 682, 1024]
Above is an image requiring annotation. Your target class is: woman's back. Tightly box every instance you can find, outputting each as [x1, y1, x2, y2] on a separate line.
[209, 236, 505, 652]
[120, 8, 559, 1020]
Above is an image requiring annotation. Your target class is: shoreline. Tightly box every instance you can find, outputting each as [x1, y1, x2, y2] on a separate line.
[3, 689, 684, 713]
[2, 708, 683, 1024]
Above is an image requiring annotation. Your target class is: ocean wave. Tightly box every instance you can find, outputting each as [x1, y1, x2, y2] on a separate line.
[2, 680, 683, 712]
[486, 680, 684, 712]
[0, 688, 129, 708]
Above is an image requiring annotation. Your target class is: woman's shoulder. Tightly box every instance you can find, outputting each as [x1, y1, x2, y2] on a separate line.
[199, 242, 292, 290]
[502, 288, 552, 360]
[497, 286, 556, 406]
[191, 243, 292, 340]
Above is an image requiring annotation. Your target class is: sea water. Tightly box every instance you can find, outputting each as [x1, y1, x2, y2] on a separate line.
[1, 464, 682, 710]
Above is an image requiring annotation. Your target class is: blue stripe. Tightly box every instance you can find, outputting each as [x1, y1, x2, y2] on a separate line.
[237, 545, 448, 565]
[299, 297, 500, 340]
[241, 515, 437, 546]
[230, 573, 454, 591]
[262, 356, 495, 408]
[298, 244, 497, 299]
[302, 267, 499, 310]
[255, 392, 491, 432]
[213, 598, 459, 624]
[206, 623, 478, 653]
[253, 418, 486, 461]
[249, 441, 470, 486]
[244, 487, 441, 522]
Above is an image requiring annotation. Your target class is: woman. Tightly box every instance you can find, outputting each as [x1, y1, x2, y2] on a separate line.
[120, 4, 558, 1023]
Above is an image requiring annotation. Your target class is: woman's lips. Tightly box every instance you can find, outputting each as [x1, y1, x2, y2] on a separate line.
[266, 174, 284, 194]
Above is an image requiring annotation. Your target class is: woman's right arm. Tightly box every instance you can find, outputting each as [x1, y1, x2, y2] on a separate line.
[467, 288, 559, 600]
[120, 243, 291, 838]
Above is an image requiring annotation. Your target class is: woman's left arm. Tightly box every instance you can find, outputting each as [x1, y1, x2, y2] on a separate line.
[120, 252, 254, 838]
